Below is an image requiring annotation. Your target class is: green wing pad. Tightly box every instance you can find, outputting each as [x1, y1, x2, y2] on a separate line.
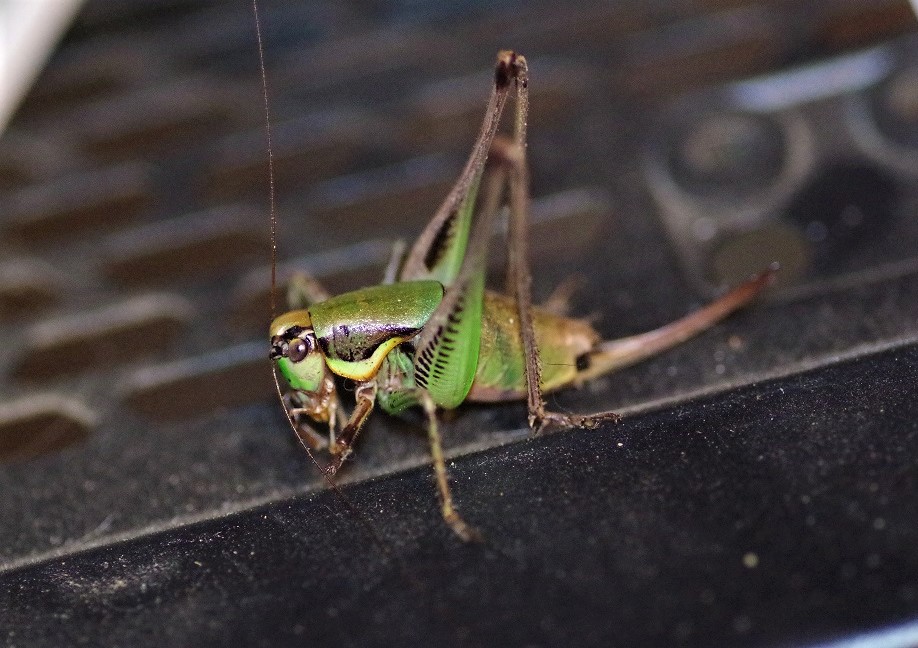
[414, 271, 485, 409]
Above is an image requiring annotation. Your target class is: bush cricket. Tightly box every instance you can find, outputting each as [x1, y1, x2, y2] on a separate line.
[264, 48, 774, 541]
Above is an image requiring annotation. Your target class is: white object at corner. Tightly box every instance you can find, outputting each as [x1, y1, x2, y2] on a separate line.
[0, 0, 86, 134]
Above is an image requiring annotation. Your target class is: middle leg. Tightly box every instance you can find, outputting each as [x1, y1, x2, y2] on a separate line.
[420, 391, 482, 542]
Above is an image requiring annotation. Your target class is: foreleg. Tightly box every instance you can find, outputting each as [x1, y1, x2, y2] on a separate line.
[324, 380, 376, 476]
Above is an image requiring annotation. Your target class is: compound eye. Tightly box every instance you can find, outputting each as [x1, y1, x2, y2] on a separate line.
[288, 337, 311, 363]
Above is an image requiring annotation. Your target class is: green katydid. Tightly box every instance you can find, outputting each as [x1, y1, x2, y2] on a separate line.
[268, 51, 774, 541]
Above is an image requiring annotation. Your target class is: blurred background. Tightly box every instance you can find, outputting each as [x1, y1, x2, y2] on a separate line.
[2, 1, 918, 646]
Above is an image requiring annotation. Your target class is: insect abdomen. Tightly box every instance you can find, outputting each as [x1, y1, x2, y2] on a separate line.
[467, 291, 600, 402]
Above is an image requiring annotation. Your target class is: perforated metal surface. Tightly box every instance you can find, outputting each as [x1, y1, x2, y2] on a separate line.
[1, 1, 918, 646]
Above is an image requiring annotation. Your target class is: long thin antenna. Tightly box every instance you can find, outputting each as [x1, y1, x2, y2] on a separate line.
[252, 0, 278, 319]
[251, 0, 400, 562]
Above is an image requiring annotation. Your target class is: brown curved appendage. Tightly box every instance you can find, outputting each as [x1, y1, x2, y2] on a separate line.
[575, 265, 779, 386]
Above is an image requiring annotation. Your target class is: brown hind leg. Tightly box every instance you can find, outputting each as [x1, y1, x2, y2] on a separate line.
[497, 54, 774, 432]
[495, 58, 617, 432]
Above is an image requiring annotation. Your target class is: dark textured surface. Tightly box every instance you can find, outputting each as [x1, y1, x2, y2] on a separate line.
[4, 345, 918, 647]
[1, 1, 918, 646]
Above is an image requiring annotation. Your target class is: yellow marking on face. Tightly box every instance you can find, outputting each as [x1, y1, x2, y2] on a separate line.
[323, 335, 411, 381]
[269, 309, 311, 336]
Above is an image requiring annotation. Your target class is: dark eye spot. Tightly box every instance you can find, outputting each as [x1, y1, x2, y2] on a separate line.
[288, 338, 310, 363]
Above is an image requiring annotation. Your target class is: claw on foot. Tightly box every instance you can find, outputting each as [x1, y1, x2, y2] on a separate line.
[532, 410, 621, 434]
[445, 510, 484, 543]
[323, 451, 349, 477]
